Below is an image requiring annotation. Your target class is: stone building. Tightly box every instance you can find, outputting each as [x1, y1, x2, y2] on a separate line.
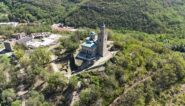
[17, 37, 32, 45]
[12, 32, 26, 40]
[77, 24, 108, 61]
[98, 23, 108, 57]
[4, 41, 14, 52]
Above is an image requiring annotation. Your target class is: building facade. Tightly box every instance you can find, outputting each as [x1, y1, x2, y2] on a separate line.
[77, 24, 108, 61]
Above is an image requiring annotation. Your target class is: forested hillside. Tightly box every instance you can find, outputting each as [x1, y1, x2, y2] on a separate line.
[1, 0, 185, 106]
[65, 0, 185, 34]
[1, 0, 84, 23]
[1, 0, 185, 34]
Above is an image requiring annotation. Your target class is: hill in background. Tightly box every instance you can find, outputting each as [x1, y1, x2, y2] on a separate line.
[1, 0, 185, 34]
[65, 0, 185, 34]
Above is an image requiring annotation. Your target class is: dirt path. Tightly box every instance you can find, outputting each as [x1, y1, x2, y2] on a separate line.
[168, 84, 185, 106]
[4, 71, 10, 83]
[70, 91, 80, 106]
[47, 43, 73, 83]
[47, 42, 61, 73]
[49, 44, 72, 80]
[22, 99, 26, 106]
[50, 55, 60, 72]
[50, 53, 72, 80]
[66, 60, 72, 80]
[125, 76, 151, 94]
[110, 75, 151, 106]
[109, 70, 161, 106]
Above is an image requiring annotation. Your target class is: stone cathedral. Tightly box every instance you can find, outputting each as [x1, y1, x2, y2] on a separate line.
[77, 24, 108, 61]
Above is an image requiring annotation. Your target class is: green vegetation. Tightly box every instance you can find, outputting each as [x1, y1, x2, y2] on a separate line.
[30, 48, 51, 66]
[1, 29, 185, 105]
[58, 30, 90, 54]
[1, 0, 86, 23]
[1, 0, 185, 34]
[60, 35, 80, 53]
[72, 31, 185, 105]
[65, 0, 185, 34]
[0, 0, 185, 106]
[0, 2, 9, 22]
[0, 24, 51, 38]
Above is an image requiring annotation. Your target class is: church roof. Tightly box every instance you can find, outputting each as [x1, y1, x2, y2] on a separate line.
[82, 40, 96, 48]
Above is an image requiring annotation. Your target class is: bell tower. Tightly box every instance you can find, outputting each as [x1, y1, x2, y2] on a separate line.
[98, 23, 107, 57]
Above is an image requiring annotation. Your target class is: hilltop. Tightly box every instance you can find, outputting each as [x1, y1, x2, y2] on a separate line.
[1, 0, 185, 106]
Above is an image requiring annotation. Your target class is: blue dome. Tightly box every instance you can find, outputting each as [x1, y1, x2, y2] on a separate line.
[89, 32, 96, 36]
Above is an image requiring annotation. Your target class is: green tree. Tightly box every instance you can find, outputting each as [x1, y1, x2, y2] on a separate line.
[79, 88, 100, 106]
[44, 73, 67, 94]
[12, 100, 21, 106]
[14, 48, 25, 60]
[26, 91, 50, 106]
[30, 48, 51, 67]
[0, 55, 10, 66]
[1, 89, 16, 105]
[19, 55, 31, 68]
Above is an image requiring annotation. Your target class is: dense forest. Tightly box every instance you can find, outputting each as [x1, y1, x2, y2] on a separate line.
[1, 0, 185, 34]
[0, 0, 185, 106]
